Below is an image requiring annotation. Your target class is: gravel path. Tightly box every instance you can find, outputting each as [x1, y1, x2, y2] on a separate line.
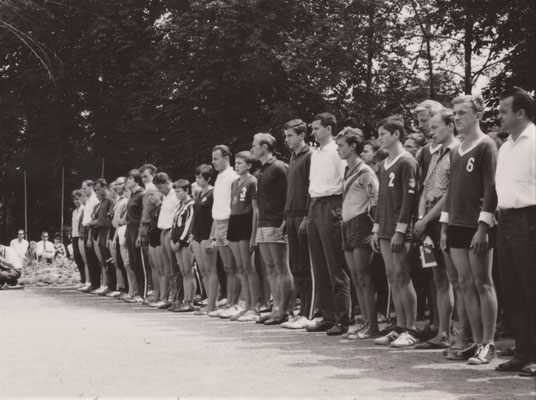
[1, 288, 534, 399]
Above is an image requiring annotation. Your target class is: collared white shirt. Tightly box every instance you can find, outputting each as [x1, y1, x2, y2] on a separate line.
[9, 238, 28, 260]
[36, 240, 55, 256]
[82, 192, 100, 226]
[309, 139, 346, 198]
[71, 205, 84, 237]
[158, 188, 180, 230]
[212, 166, 238, 220]
[496, 122, 536, 209]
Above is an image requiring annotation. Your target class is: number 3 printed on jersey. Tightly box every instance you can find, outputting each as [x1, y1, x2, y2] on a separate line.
[388, 172, 395, 187]
[466, 157, 475, 172]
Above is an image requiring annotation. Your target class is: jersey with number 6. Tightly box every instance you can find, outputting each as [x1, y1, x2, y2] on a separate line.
[375, 152, 418, 239]
[442, 136, 497, 228]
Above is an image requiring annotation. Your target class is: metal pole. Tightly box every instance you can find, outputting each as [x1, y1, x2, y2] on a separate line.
[60, 166, 65, 242]
[24, 170, 28, 238]
[101, 158, 105, 179]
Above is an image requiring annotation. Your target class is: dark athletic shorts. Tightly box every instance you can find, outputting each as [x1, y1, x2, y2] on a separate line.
[447, 225, 496, 249]
[227, 213, 252, 242]
[342, 213, 373, 250]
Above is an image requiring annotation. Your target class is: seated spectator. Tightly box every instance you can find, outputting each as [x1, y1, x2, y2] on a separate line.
[36, 232, 55, 264]
[53, 233, 67, 259]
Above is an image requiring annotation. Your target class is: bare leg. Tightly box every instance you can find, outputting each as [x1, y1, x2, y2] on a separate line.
[380, 239, 407, 329]
[239, 241, 260, 311]
[469, 249, 497, 344]
[217, 245, 240, 306]
[269, 243, 293, 317]
[230, 241, 250, 309]
[451, 248, 483, 343]
[354, 247, 378, 329]
[201, 241, 219, 311]
[444, 251, 471, 347]
[259, 243, 279, 316]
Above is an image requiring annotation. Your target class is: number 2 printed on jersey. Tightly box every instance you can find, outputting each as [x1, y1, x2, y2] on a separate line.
[388, 172, 395, 187]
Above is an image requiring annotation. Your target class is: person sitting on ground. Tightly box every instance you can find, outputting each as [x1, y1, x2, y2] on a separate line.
[36, 232, 55, 264]
[53, 233, 67, 259]
[0, 244, 23, 289]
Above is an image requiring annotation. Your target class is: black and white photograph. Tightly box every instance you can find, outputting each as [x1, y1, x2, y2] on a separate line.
[0, 0, 535, 398]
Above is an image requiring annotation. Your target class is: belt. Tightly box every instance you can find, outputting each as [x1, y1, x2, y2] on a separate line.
[311, 194, 342, 203]
[499, 205, 536, 216]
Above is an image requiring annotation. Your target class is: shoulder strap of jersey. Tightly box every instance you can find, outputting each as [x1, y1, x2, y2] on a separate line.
[343, 163, 369, 198]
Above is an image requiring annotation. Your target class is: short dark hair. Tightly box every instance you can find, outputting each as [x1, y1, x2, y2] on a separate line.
[313, 112, 337, 135]
[380, 115, 406, 142]
[71, 189, 83, 199]
[406, 133, 427, 148]
[41, 231, 49, 237]
[336, 127, 365, 155]
[283, 119, 307, 136]
[18, 229, 24, 234]
[500, 86, 535, 120]
[194, 164, 215, 183]
[173, 179, 191, 194]
[235, 151, 254, 165]
[364, 138, 380, 152]
[127, 169, 143, 186]
[139, 164, 157, 175]
[153, 172, 170, 185]
[54, 232, 61, 240]
[82, 179, 94, 188]
[94, 178, 108, 188]
[254, 133, 276, 153]
[212, 144, 232, 159]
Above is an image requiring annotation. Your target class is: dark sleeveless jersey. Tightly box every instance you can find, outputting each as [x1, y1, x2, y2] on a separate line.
[375, 152, 419, 239]
[442, 136, 497, 228]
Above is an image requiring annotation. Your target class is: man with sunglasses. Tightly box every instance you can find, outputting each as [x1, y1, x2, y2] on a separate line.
[36, 232, 55, 264]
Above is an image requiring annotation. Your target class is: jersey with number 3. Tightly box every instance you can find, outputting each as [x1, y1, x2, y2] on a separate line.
[375, 152, 418, 239]
[443, 136, 497, 228]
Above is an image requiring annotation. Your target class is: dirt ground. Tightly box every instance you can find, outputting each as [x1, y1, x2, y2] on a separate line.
[0, 288, 534, 399]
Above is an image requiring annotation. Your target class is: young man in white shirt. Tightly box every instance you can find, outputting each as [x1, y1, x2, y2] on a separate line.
[36, 231, 55, 263]
[494, 87, 536, 376]
[305, 112, 351, 336]
[10, 229, 28, 262]
[210, 145, 240, 317]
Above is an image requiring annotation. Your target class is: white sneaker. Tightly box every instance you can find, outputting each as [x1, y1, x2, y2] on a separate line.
[281, 315, 298, 328]
[468, 343, 497, 365]
[133, 295, 144, 303]
[237, 310, 260, 322]
[282, 315, 315, 329]
[220, 305, 242, 319]
[390, 331, 419, 348]
[208, 309, 223, 317]
[374, 330, 400, 346]
[217, 298, 228, 307]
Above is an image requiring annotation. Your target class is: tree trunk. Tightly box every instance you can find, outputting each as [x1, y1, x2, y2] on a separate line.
[464, 2, 474, 94]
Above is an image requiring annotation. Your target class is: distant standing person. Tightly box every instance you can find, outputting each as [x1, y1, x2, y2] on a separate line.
[71, 191, 86, 287]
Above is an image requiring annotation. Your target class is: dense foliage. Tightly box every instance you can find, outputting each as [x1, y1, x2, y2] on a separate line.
[1, 0, 534, 241]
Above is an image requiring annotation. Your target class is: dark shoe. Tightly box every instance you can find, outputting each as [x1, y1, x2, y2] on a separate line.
[379, 322, 397, 336]
[415, 340, 450, 350]
[419, 324, 438, 342]
[496, 359, 528, 372]
[259, 303, 272, 313]
[306, 320, 334, 333]
[326, 324, 348, 336]
[264, 314, 289, 325]
[519, 363, 536, 377]
[177, 303, 195, 312]
[501, 345, 516, 357]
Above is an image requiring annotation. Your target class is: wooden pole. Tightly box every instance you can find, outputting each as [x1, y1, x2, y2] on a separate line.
[101, 158, 105, 179]
[24, 170, 28, 238]
[60, 166, 65, 242]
